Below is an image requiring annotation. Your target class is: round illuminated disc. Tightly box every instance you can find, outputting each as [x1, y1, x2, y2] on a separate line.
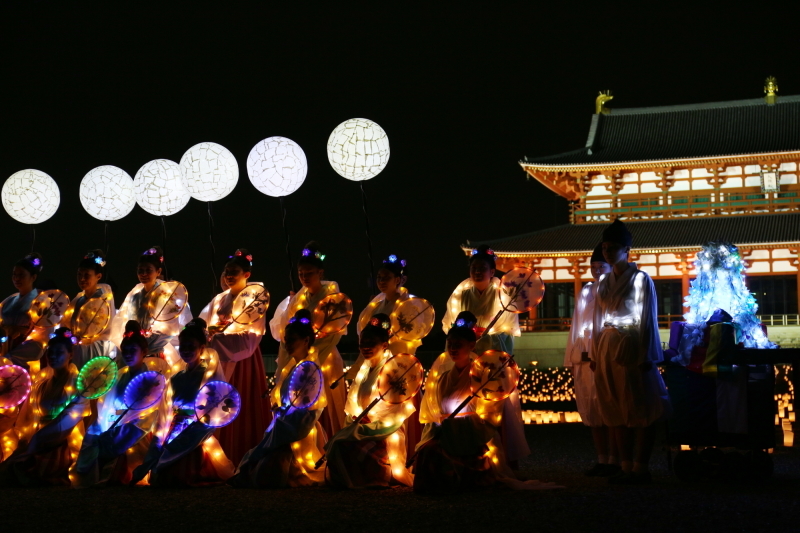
[195, 380, 241, 428]
[2, 169, 60, 224]
[377, 353, 423, 405]
[123, 370, 167, 411]
[74, 296, 112, 341]
[79, 165, 136, 221]
[77, 356, 118, 400]
[327, 118, 390, 181]
[29, 289, 71, 328]
[499, 267, 545, 314]
[469, 350, 519, 402]
[283, 360, 323, 410]
[0, 364, 32, 409]
[312, 293, 353, 338]
[179, 142, 239, 202]
[247, 136, 308, 197]
[133, 159, 191, 216]
[231, 283, 270, 326]
[146, 281, 188, 322]
[390, 297, 435, 342]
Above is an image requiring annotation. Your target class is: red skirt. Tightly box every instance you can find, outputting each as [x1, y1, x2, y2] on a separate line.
[216, 346, 273, 465]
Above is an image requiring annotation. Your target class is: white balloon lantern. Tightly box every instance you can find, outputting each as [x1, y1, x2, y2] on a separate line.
[2, 169, 60, 224]
[134, 159, 191, 216]
[327, 118, 390, 181]
[79, 165, 136, 221]
[247, 136, 307, 197]
[179, 142, 239, 202]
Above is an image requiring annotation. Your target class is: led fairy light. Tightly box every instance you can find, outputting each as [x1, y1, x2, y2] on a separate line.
[2, 169, 60, 224]
[133, 159, 191, 216]
[79, 165, 136, 221]
[247, 136, 308, 292]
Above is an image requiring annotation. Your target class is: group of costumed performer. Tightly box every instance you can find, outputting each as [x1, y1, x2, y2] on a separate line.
[585, 219, 672, 484]
[111, 246, 192, 369]
[200, 248, 272, 465]
[0, 328, 90, 486]
[414, 311, 559, 491]
[132, 318, 234, 486]
[270, 242, 347, 440]
[441, 245, 530, 467]
[323, 313, 415, 488]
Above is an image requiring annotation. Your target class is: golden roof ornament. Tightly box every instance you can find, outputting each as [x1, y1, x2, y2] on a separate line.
[764, 76, 778, 105]
[595, 90, 613, 115]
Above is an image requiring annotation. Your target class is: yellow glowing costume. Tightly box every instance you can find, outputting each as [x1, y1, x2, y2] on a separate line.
[323, 349, 415, 488]
[232, 346, 327, 488]
[0, 363, 90, 485]
[270, 281, 347, 437]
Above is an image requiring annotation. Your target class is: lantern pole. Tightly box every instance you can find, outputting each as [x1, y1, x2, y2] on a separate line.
[360, 182, 377, 296]
[279, 197, 295, 293]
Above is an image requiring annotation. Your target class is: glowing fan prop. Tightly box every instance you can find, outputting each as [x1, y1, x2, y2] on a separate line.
[390, 297, 435, 342]
[73, 296, 112, 342]
[79, 165, 136, 221]
[195, 380, 241, 428]
[376, 354, 424, 405]
[469, 350, 520, 402]
[146, 281, 188, 323]
[109, 370, 167, 431]
[77, 356, 118, 400]
[312, 293, 353, 338]
[2, 169, 60, 224]
[282, 361, 323, 410]
[0, 364, 32, 409]
[215, 283, 270, 334]
[498, 267, 545, 314]
[29, 289, 71, 328]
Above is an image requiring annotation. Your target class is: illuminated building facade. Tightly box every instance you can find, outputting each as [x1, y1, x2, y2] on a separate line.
[465, 81, 800, 365]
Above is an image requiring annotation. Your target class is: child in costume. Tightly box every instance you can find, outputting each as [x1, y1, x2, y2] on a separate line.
[565, 243, 619, 476]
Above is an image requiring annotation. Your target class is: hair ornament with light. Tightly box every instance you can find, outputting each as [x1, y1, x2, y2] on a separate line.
[84, 251, 106, 267]
[453, 316, 478, 330]
[24, 255, 42, 269]
[383, 254, 407, 267]
[289, 316, 311, 325]
[50, 328, 79, 345]
[369, 316, 391, 331]
[301, 248, 325, 261]
[228, 249, 254, 267]
[471, 248, 495, 257]
[143, 248, 165, 262]
[123, 329, 147, 339]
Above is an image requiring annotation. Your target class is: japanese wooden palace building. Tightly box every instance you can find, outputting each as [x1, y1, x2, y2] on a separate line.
[465, 79, 800, 355]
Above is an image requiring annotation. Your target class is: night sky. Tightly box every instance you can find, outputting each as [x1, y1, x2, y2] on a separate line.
[2, 3, 799, 354]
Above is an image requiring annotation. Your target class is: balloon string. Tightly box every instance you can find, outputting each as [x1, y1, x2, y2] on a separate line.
[360, 182, 377, 296]
[160, 216, 169, 281]
[208, 202, 217, 295]
[30, 226, 36, 253]
[104, 221, 109, 258]
[279, 197, 295, 293]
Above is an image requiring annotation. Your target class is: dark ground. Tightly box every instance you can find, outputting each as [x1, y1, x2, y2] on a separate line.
[3, 424, 799, 533]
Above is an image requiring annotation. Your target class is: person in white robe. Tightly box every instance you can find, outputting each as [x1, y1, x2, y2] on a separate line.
[592, 219, 671, 484]
[565, 243, 618, 476]
[60, 250, 116, 369]
[269, 242, 347, 438]
[441, 245, 529, 466]
[110, 246, 192, 371]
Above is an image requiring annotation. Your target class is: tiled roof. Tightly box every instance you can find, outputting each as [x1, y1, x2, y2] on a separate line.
[466, 213, 800, 254]
[522, 96, 800, 167]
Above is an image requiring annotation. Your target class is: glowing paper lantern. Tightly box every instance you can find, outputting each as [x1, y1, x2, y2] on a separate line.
[1, 169, 60, 224]
[327, 118, 390, 181]
[179, 142, 239, 202]
[134, 159, 191, 216]
[247, 136, 307, 197]
[79, 165, 136, 221]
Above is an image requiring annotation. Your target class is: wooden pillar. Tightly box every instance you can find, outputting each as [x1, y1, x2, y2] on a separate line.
[679, 253, 691, 313]
[570, 257, 589, 302]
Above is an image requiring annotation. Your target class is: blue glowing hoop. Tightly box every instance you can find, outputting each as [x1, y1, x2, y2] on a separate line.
[123, 370, 167, 411]
[195, 380, 241, 428]
[284, 360, 323, 410]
